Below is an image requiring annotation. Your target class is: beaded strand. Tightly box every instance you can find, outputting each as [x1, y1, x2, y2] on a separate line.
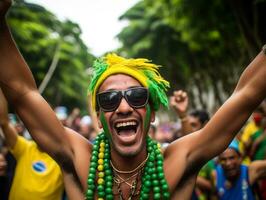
[140, 137, 170, 199]
[85, 133, 170, 200]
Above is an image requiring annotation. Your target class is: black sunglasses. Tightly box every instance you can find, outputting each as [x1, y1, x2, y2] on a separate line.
[96, 87, 149, 112]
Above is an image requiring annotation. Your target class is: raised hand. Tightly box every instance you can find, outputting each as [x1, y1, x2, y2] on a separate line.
[170, 90, 189, 118]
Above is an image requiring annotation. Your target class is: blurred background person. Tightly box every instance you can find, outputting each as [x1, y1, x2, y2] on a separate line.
[78, 115, 97, 142]
[212, 140, 266, 200]
[0, 89, 64, 200]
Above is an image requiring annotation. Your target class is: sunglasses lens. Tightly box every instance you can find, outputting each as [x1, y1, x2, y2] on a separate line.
[97, 91, 120, 111]
[126, 87, 148, 108]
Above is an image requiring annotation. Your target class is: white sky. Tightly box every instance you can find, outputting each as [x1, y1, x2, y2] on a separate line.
[27, 0, 139, 56]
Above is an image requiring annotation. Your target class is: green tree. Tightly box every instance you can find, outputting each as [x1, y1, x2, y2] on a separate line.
[7, 0, 95, 111]
[117, 0, 266, 111]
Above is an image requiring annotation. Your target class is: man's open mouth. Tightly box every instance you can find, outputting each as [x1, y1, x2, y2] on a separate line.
[115, 121, 139, 135]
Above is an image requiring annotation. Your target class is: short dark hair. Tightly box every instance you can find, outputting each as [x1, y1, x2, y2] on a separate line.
[189, 110, 210, 125]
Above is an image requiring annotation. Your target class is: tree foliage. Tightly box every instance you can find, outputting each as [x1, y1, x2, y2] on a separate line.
[7, 0, 95, 111]
[117, 0, 266, 111]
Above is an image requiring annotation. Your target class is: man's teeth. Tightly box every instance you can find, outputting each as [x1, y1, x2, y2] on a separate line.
[116, 121, 137, 128]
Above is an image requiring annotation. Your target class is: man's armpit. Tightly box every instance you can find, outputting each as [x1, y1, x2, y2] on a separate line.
[55, 151, 83, 190]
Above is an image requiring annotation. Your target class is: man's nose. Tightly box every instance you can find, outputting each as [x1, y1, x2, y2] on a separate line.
[224, 159, 232, 166]
[116, 97, 133, 114]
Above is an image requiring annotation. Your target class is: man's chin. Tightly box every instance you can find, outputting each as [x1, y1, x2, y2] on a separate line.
[226, 171, 238, 179]
[113, 145, 143, 158]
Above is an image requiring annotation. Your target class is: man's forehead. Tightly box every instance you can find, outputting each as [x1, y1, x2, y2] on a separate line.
[220, 148, 239, 158]
[98, 74, 143, 92]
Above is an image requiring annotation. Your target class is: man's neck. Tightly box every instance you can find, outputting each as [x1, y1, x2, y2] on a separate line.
[110, 149, 148, 172]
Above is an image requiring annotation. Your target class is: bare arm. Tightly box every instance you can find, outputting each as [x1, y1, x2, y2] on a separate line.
[188, 50, 266, 165]
[0, 0, 73, 162]
[249, 160, 266, 185]
[196, 176, 213, 191]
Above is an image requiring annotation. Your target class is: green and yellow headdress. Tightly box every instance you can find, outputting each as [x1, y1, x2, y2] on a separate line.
[88, 53, 170, 111]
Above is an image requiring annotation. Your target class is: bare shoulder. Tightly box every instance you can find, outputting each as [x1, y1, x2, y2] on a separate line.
[65, 127, 93, 152]
[249, 160, 266, 183]
[64, 127, 93, 168]
[163, 133, 202, 192]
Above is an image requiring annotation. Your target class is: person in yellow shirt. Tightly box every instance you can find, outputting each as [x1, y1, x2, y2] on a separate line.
[0, 89, 64, 200]
[241, 107, 264, 144]
[239, 106, 264, 164]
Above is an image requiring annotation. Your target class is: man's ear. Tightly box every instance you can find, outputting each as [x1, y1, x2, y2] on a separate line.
[97, 111, 103, 129]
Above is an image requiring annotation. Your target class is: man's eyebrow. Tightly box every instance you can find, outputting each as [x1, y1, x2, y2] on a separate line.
[103, 88, 117, 92]
[128, 86, 144, 89]
[103, 86, 143, 92]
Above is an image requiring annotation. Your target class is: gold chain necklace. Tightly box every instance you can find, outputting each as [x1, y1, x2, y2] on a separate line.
[114, 168, 142, 200]
[110, 153, 149, 174]
[111, 153, 149, 199]
[114, 172, 139, 187]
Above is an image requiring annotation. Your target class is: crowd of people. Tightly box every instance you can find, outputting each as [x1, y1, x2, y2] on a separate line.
[0, 93, 98, 200]
[1, 0, 266, 199]
[1, 90, 266, 200]
[169, 91, 266, 200]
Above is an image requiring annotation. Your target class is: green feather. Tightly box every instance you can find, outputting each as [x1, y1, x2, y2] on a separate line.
[88, 58, 108, 93]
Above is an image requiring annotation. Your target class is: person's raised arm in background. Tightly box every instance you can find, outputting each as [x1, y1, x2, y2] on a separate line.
[170, 90, 194, 135]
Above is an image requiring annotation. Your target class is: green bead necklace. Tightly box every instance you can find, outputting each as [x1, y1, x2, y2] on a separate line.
[85, 132, 170, 200]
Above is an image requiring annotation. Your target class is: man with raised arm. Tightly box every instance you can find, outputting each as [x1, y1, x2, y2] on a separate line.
[1, 0, 266, 199]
